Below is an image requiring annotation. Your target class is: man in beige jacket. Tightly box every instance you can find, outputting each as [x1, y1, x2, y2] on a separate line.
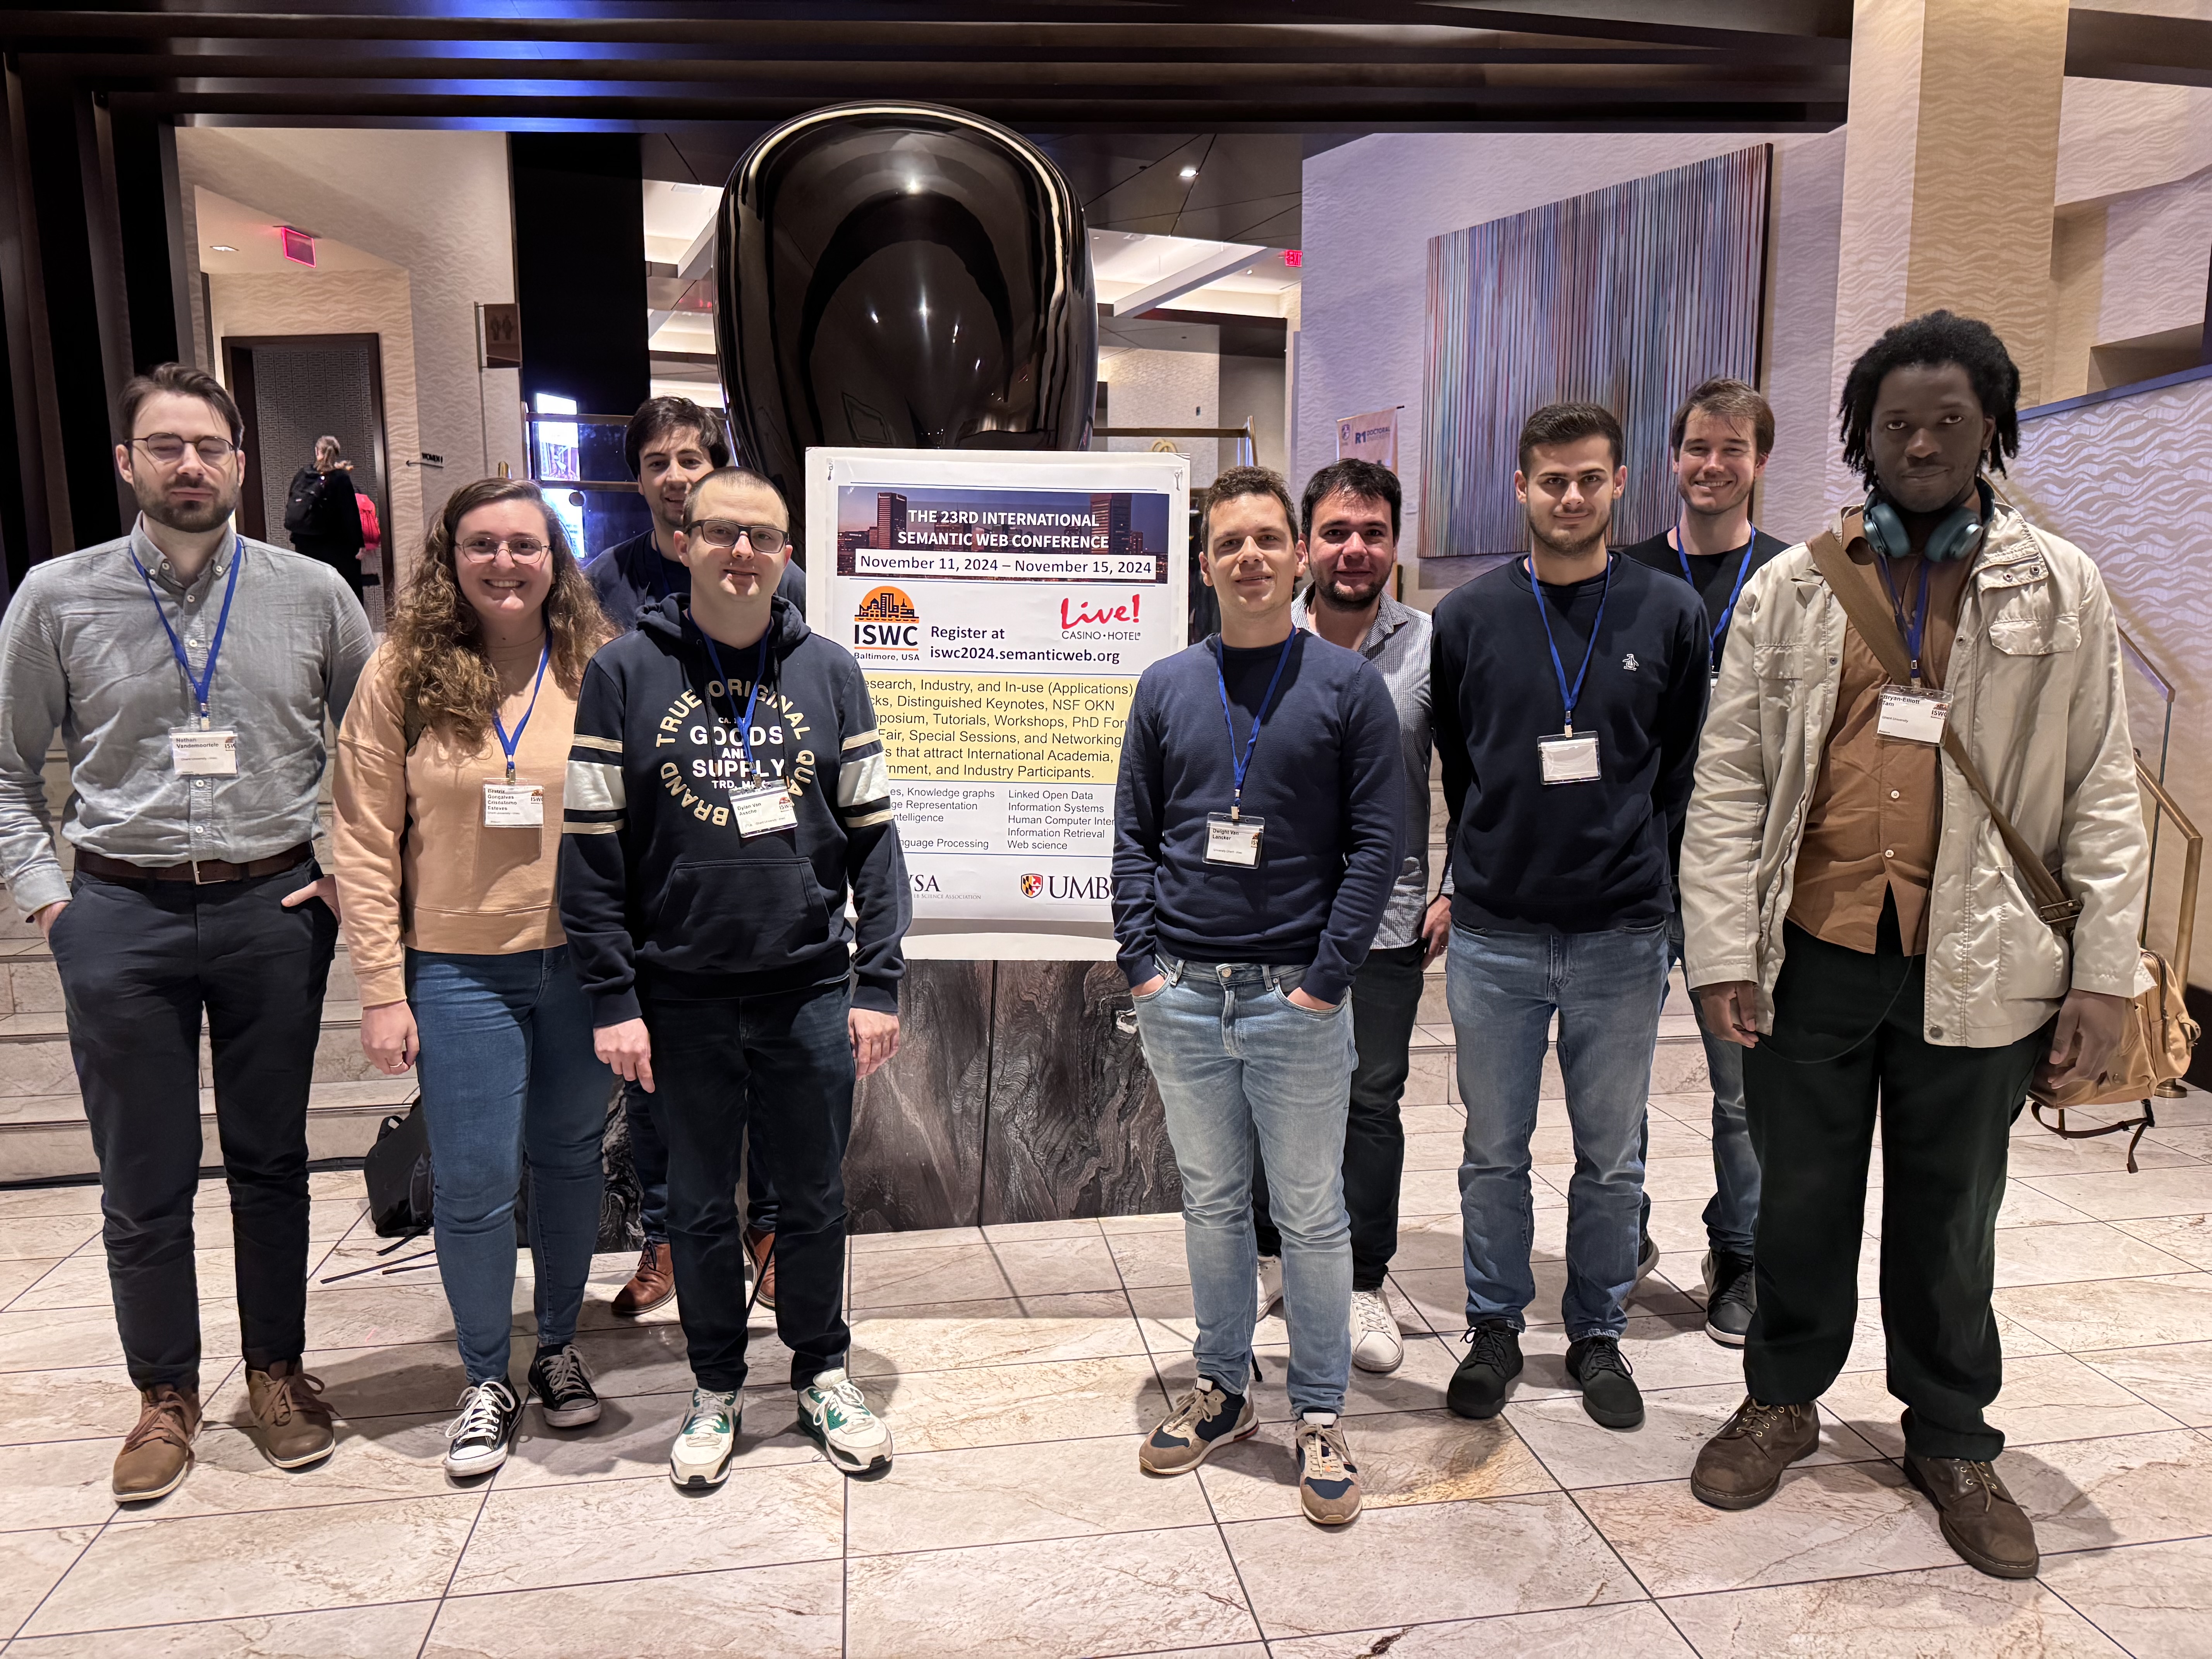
[1679, 311, 2148, 1580]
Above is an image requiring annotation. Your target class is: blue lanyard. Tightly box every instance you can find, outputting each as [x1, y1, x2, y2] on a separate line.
[697, 627, 773, 781]
[1874, 554, 1933, 685]
[1211, 632, 1296, 821]
[1529, 554, 1613, 733]
[1671, 524, 1760, 677]
[490, 636, 551, 783]
[131, 538, 244, 729]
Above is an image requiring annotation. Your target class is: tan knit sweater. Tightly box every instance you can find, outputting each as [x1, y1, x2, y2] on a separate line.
[333, 636, 579, 1008]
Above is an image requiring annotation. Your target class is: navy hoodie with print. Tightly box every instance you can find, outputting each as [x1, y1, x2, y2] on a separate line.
[558, 593, 910, 1024]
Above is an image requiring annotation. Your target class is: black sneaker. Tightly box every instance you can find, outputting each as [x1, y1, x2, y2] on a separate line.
[1635, 1231, 1661, 1287]
[1565, 1335, 1643, 1429]
[1703, 1252, 1756, 1349]
[1446, 1320, 1523, 1420]
[528, 1343, 603, 1429]
[444, 1377, 524, 1477]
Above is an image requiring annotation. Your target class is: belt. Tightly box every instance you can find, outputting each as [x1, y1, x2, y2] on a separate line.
[75, 843, 314, 887]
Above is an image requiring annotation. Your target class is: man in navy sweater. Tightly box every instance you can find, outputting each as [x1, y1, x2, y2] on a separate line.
[1115, 465, 1403, 1526]
[1431, 403, 1707, 1432]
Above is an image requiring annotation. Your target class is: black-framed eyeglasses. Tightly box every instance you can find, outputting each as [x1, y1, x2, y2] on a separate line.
[458, 535, 550, 564]
[687, 519, 787, 555]
[133, 433, 238, 465]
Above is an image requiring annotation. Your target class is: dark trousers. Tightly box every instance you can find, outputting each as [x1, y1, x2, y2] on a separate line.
[643, 979, 855, 1392]
[1743, 911, 2045, 1461]
[1254, 943, 1425, 1291]
[290, 535, 364, 607]
[51, 866, 337, 1389]
[623, 1077, 778, 1243]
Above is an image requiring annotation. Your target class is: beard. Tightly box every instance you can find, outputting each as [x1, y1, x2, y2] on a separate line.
[1681, 475, 1752, 518]
[1315, 567, 1388, 610]
[1529, 503, 1611, 560]
[134, 474, 238, 536]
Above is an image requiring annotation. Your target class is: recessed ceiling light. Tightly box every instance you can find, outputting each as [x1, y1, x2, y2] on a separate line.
[1178, 166, 1198, 180]
[210, 244, 237, 253]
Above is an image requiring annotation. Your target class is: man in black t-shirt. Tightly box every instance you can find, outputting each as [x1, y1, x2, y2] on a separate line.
[1618, 377, 1785, 1349]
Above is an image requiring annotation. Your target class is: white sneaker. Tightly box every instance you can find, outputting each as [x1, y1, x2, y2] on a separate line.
[444, 1378, 522, 1478]
[1256, 1255, 1284, 1324]
[1350, 1287, 1404, 1374]
[668, 1386, 741, 1489]
[799, 1368, 892, 1474]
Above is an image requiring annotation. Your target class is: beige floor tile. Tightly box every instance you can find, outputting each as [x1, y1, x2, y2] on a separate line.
[1398, 1167, 1471, 1216]
[1266, 1602, 1694, 1659]
[9, 1602, 439, 1658]
[0, 1364, 191, 1444]
[138, 1417, 459, 1519]
[1402, 1128, 1464, 1172]
[1994, 1273, 2212, 1350]
[1992, 1220, 2198, 1288]
[848, 1289, 1147, 1376]
[1156, 1329, 1465, 1422]
[2002, 1427, 2212, 1553]
[0, 1436, 117, 1530]
[0, 1186, 106, 1221]
[424, 1561, 843, 1659]
[0, 1255, 65, 1305]
[845, 1526, 1259, 1659]
[1399, 1104, 1465, 1138]
[0, 1525, 96, 1637]
[0, 1304, 240, 1374]
[847, 1233, 1124, 1309]
[1095, 1209, 1184, 1236]
[2022, 1168, 2212, 1222]
[861, 1352, 1168, 1453]
[1997, 1182, 2100, 1228]
[1505, 1379, 1883, 1491]
[302, 1284, 473, 1350]
[1104, 1226, 1194, 1290]
[1195, 1408, 1555, 1522]
[1229, 1492, 1642, 1638]
[450, 1462, 845, 1594]
[846, 1430, 1213, 1553]
[0, 1215, 102, 1261]
[1386, 1262, 1693, 1336]
[1817, 1353, 2186, 1456]
[22, 1494, 482, 1636]
[2003, 1133, 2202, 1180]
[2147, 1124, 2212, 1162]
[489, 1387, 817, 1489]
[1576, 1461, 1955, 1596]
[2077, 1340, 2212, 1427]
[1389, 1214, 1470, 1274]
[204, 1340, 462, 1426]
[2112, 1212, 2212, 1270]
[1661, 1566, 2128, 1658]
[2040, 1534, 2212, 1659]
[1127, 1281, 1291, 1353]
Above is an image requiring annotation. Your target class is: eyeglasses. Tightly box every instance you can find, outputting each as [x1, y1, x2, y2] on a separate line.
[457, 535, 550, 564]
[686, 519, 787, 555]
[133, 434, 238, 465]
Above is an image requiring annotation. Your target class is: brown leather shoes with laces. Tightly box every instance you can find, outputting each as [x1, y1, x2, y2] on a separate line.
[113, 1382, 201, 1503]
[744, 1225, 776, 1309]
[613, 1239, 675, 1316]
[1905, 1451, 2039, 1578]
[247, 1361, 336, 1469]
[1691, 1396, 1820, 1510]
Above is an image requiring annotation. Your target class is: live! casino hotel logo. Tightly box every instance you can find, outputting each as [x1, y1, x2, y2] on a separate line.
[853, 586, 921, 657]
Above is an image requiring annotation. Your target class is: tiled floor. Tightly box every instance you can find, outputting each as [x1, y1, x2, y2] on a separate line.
[3, 1079, 2211, 1656]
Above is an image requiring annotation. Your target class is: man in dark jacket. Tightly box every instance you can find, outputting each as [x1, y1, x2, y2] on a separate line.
[284, 436, 364, 607]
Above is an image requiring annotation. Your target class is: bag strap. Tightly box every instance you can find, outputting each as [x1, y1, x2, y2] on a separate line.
[1805, 514, 2081, 938]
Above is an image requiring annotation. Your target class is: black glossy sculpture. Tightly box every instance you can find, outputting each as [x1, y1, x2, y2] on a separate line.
[715, 101, 1097, 543]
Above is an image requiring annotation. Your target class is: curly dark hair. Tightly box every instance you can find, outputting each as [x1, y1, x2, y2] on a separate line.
[1838, 309, 2020, 486]
[387, 479, 614, 749]
[1300, 458, 1400, 540]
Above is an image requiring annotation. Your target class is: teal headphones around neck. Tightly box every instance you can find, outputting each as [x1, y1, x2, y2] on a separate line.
[1863, 476, 1994, 564]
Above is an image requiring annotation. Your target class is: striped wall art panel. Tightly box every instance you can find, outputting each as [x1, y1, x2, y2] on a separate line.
[1422, 145, 1771, 559]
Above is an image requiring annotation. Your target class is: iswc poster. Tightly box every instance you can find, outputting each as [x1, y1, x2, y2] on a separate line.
[805, 449, 1189, 956]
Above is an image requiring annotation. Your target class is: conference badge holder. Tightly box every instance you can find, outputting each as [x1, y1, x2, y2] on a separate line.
[1877, 686, 1951, 745]
[482, 781, 544, 827]
[1539, 730, 1602, 785]
[732, 775, 799, 837]
[171, 728, 239, 777]
[1205, 811, 1264, 867]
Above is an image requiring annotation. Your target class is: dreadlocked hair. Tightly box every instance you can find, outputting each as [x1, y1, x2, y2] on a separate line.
[388, 478, 614, 750]
[1838, 309, 2020, 486]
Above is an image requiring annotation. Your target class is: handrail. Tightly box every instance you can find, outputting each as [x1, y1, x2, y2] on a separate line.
[1094, 421, 1258, 470]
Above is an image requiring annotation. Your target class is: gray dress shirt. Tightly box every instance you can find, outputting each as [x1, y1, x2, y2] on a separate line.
[0, 520, 373, 917]
[1295, 588, 1433, 951]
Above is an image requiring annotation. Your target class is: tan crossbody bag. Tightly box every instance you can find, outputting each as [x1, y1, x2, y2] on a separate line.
[1807, 515, 2198, 1170]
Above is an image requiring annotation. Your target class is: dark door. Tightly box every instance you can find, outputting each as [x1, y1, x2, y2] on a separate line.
[224, 334, 392, 587]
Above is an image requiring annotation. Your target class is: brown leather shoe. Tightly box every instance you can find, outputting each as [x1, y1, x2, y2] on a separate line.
[113, 1383, 201, 1503]
[613, 1239, 675, 1316]
[1690, 1397, 1820, 1510]
[1904, 1452, 2039, 1579]
[744, 1225, 776, 1310]
[246, 1361, 336, 1469]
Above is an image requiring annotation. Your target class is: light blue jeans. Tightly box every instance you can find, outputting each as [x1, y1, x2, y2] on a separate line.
[1664, 907, 1759, 1259]
[1448, 922, 1669, 1341]
[410, 947, 611, 1384]
[1135, 954, 1355, 1416]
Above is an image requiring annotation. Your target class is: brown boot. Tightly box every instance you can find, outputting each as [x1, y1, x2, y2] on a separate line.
[246, 1361, 336, 1469]
[112, 1383, 201, 1503]
[1690, 1397, 1819, 1510]
[1904, 1452, 2039, 1579]
[744, 1226, 776, 1310]
[613, 1239, 675, 1316]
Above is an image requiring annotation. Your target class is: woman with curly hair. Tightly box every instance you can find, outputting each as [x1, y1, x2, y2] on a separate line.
[332, 477, 617, 1477]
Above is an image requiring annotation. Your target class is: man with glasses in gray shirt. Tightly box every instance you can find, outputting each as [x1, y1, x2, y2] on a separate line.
[0, 364, 372, 1503]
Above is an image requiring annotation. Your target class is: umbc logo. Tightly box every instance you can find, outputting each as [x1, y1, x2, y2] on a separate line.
[854, 586, 920, 653]
[1020, 871, 1113, 900]
[1020, 873, 1044, 898]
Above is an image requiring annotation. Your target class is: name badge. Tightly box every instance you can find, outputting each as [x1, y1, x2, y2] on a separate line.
[171, 728, 238, 776]
[1878, 687, 1952, 745]
[483, 781, 544, 827]
[1538, 732, 1601, 785]
[1205, 812, 1264, 867]
[732, 778, 799, 838]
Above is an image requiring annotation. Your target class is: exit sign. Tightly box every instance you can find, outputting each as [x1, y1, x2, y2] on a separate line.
[280, 227, 316, 266]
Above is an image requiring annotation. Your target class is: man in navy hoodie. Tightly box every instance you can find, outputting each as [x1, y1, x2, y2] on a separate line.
[561, 466, 909, 1489]
[1116, 465, 1402, 1526]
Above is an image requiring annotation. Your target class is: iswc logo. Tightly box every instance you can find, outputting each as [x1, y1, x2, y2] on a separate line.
[854, 586, 920, 654]
[1021, 871, 1113, 900]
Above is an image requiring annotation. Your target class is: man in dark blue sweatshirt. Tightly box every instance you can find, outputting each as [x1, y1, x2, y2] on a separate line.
[1431, 403, 1707, 1434]
[560, 466, 910, 1490]
[1115, 465, 1402, 1527]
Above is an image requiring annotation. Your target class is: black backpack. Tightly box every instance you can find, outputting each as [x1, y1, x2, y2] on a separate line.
[363, 1097, 434, 1238]
[282, 468, 327, 537]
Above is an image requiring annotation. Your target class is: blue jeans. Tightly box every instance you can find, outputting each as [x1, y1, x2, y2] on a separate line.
[1664, 907, 1759, 1259]
[410, 947, 611, 1384]
[1448, 923, 1668, 1340]
[1135, 955, 1355, 1417]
